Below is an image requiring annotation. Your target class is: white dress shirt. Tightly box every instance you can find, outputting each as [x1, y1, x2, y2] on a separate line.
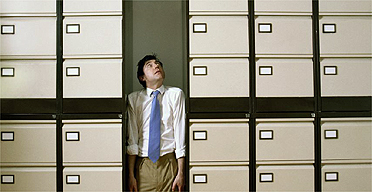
[127, 85, 186, 159]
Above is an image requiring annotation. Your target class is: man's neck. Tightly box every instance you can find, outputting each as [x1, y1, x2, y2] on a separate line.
[147, 82, 163, 90]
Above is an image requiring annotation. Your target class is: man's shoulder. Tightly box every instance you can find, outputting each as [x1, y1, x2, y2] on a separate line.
[128, 89, 145, 99]
[164, 86, 184, 95]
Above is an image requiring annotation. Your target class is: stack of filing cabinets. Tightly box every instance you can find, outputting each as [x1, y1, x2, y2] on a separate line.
[1, 0, 124, 191]
[188, 0, 371, 192]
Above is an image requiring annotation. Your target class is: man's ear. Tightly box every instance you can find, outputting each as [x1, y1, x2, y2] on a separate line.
[140, 75, 146, 82]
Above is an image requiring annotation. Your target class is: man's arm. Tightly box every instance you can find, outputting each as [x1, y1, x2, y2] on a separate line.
[128, 155, 138, 192]
[172, 157, 185, 191]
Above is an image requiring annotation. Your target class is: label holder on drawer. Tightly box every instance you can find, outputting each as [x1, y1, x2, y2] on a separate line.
[66, 24, 80, 34]
[260, 173, 274, 182]
[324, 130, 338, 139]
[325, 172, 338, 182]
[1, 175, 15, 184]
[193, 66, 207, 76]
[259, 130, 273, 140]
[258, 23, 272, 33]
[193, 131, 207, 140]
[193, 174, 207, 184]
[193, 23, 207, 33]
[324, 66, 337, 75]
[66, 132, 80, 141]
[66, 67, 80, 77]
[66, 175, 80, 184]
[259, 66, 273, 75]
[1, 68, 15, 77]
[1, 25, 15, 34]
[323, 24, 336, 33]
[1, 132, 14, 141]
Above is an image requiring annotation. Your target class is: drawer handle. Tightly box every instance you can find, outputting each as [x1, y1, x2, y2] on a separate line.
[193, 66, 207, 76]
[66, 67, 80, 77]
[258, 23, 272, 33]
[193, 23, 207, 33]
[260, 173, 274, 182]
[325, 172, 338, 182]
[323, 24, 336, 33]
[66, 132, 80, 141]
[259, 66, 273, 75]
[66, 175, 80, 184]
[1, 132, 14, 141]
[324, 130, 338, 139]
[259, 130, 273, 140]
[1, 25, 15, 34]
[66, 24, 80, 34]
[193, 131, 207, 140]
[324, 66, 337, 75]
[1, 175, 14, 184]
[193, 174, 207, 184]
[1, 68, 15, 77]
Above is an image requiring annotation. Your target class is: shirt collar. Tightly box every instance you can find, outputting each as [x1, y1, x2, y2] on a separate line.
[146, 85, 165, 97]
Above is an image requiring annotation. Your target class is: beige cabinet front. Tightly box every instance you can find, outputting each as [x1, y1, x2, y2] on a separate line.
[63, 121, 122, 165]
[255, 16, 312, 56]
[190, 166, 249, 191]
[321, 118, 372, 162]
[63, 16, 122, 58]
[0, 0, 56, 15]
[256, 59, 313, 97]
[321, 58, 372, 97]
[255, 0, 312, 14]
[189, 58, 249, 98]
[319, 0, 372, 14]
[63, 59, 122, 98]
[257, 165, 314, 192]
[0, 121, 56, 165]
[322, 164, 372, 192]
[64, 167, 122, 191]
[189, 0, 248, 14]
[320, 16, 372, 56]
[256, 119, 314, 162]
[190, 120, 249, 162]
[64, 0, 122, 14]
[0, 60, 56, 98]
[0, 17, 56, 59]
[189, 16, 249, 57]
[0, 167, 56, 191]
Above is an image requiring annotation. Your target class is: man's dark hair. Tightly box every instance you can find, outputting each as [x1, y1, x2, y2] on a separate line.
[137, 54, 163, 88]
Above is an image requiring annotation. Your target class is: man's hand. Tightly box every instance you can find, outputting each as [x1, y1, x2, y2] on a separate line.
[172, 173, 184, 192]
[129, 175, 138, 192]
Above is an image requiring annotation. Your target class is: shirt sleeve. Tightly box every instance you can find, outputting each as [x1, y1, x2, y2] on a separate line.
[127, 94, 139, 156]
[173, 89, 186, 159]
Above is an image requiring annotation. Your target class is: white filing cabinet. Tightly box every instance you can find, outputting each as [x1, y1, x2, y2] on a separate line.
[321, 58, 372, 97]
[63, 59, 122, 98]
[189, 0, 248, 15]
[0, 17, 56, 59]
[190, 166, 249, 192]
[189, 16, 249, 57]
[257, 165, 314, 192]
[0, 0, 56, 15]
[319, 0, 372, 14]
[63, 0, 122, 15]
[321, 118, 372, 162]
[256, 59, 313, 97]
[0, 167, 56, 191]
[256, 119, 314, 163]
[255, 0, 312, 14]
[64, 167, 122, 192]
[63, 16, 122, 58]
[322, 164, 372, 192]
[62, 120, 122, 166]
[189, 58, 249, 98]
[189, 119, 249, 162]
[0, 60, 56, 98]
[255, 16, 312, 56]
[319, 16, 372, 56]
[0, 120, 56, 166]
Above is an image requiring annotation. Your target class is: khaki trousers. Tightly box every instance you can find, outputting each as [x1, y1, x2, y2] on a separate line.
[136, 153, 178, 192]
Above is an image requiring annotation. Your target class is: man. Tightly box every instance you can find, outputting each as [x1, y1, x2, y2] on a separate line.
[127, 54, 186, 192]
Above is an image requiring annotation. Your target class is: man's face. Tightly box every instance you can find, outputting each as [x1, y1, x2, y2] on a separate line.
[141, 59, 165, 84]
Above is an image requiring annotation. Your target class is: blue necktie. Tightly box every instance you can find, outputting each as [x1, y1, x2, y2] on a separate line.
[148, 90, 161, 163]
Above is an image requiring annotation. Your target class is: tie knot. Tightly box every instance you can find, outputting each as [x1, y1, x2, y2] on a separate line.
[152, 90, 160, 97]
